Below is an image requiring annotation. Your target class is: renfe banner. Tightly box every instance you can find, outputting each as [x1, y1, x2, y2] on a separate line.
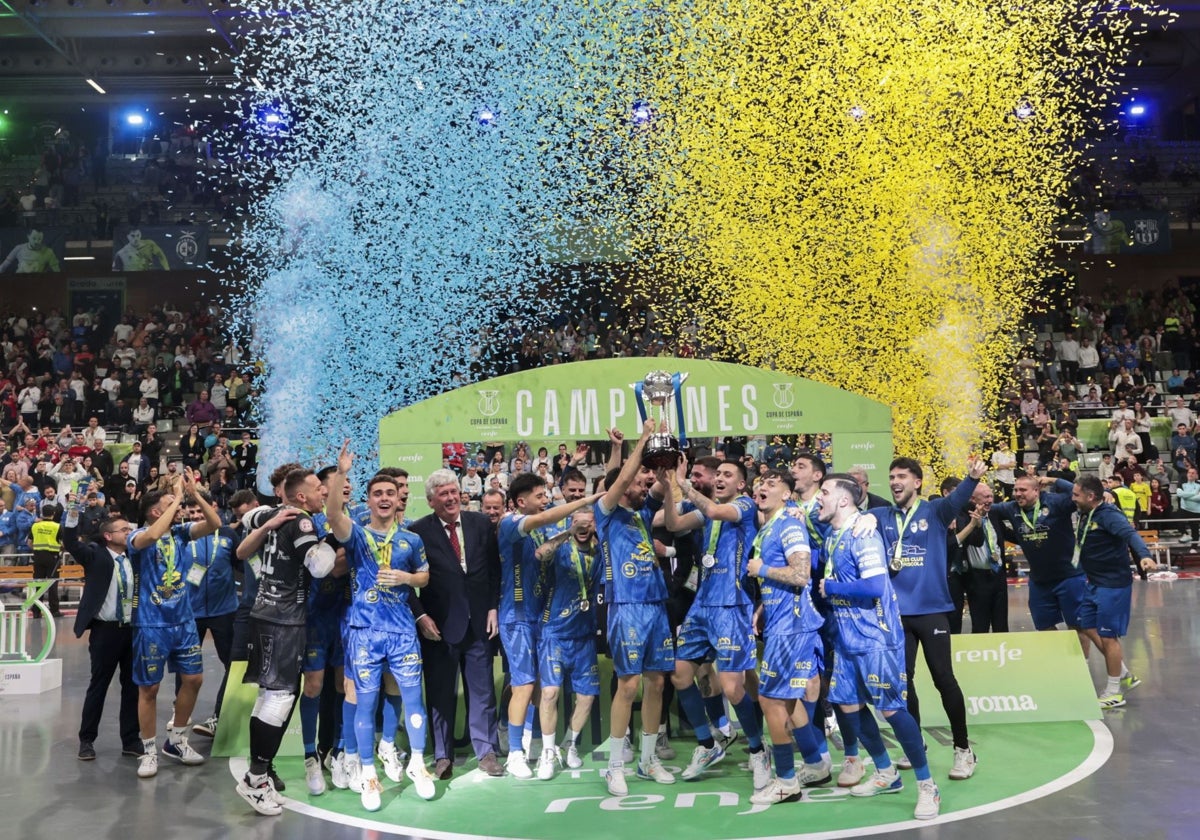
[378, 358, 894, 518]
[914, 631, 1101, 726]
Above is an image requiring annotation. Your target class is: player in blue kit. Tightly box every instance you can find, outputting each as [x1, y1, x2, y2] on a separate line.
[661, 461, 768, 787]
[1070, 475, 1157, 708]
[598, 418, 676, 795]
[743, 471, 830, 805]
[128, 470, 221, 779]
[497, 472, 601, 778]
[532, 506, 605, 778]
[325, 442, 436, 811]
[868, 456, 987, 781]
[818, 474, 942, 821]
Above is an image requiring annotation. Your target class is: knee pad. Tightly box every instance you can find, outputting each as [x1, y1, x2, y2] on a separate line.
[252, 688, 295, 727]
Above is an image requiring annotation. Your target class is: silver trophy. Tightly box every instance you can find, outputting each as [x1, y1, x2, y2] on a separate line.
[639, 370, 688, 469]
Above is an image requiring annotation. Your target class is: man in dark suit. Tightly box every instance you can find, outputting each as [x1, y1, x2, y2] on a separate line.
[63, 510, 142, 760]
[410, 468, 503, 779]
[849, 466, 892, 511]
[952, 482, 1010, 634]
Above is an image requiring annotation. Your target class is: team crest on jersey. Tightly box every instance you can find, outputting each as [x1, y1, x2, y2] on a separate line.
[299, 518, 314, 533]
[910, 524, 919, 534]
[919, 520, 928, 531]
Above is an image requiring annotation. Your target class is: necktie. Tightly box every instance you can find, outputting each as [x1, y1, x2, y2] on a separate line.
[115, 553, 130, 624]
[446, 521, 464, 572]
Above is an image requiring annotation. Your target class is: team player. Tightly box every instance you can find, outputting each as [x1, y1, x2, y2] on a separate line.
[744, 470, 830, 805]
[497, 471, 601, 778]
[235, 468, 337, 816]
[818, 474, 941, 821]
[325, 442, 437, 809]
[662, 462, 768, 787]
[532, 507, 604, 778]
[868, 457, 987, 780]
[597, 418, 676, 795]
[1070, 475, 1157, 708]
[128, 471, 221, 779]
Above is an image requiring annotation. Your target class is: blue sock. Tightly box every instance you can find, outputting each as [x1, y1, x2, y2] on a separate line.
[703, 694, 728, 730]
[354, 691, 379, 762]
[342, 698, 358, 754]
[856, 708, 891, 771]
[300, 693, 320, 755]
[401, 683, 427, 752]
[886, 710, 930, 780]
[801, 699, 827, 756]
[833, 705, 858, 756]
[508, 721, 525, 753]
[382, 692, 403, 745]
[772, 743, 796, 780]
[732, 695, 762, 749]
[792, 726, 823, 766]
[677, 684, 713, 743]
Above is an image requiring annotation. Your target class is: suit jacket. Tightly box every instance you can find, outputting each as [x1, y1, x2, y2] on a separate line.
[862, 491, 891, 511]
[62, 525, 124, 638]
[409, 511, 500, 646]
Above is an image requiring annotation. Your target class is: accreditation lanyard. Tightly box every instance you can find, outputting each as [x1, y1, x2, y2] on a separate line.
[1072, 508, 1096, 568]
[751, 508, 787, 563]
[983, 519, 1000, 569]
[700, 518, 722, 575]
[158, 533, 177, 584]
[631, 510, 653, 562]
[186, 534, 212, 586]
[569, 540, 595, 608]
[891, 502, 922, 568]
[364, 521, 399, 571]
[115, 553, 132, 624]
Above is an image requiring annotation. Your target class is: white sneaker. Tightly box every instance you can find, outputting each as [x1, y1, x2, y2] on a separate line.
[378, 741, 404, 783]
[914, 778, 941, 820]
[537, 748, 561, 780]
[949, 746, 977, 780]
[622, 734, 634, 763]
[796, 755, 832, 787]
[837, 755, 866, 787]
[506, 750, 533, 780]
[715, 727, 739, 753]
[347, 756, 363, 793]
[655, 731, 676, 760]
[406, 759, 436, 800]
[192, 715, 218, 737]
[360, 772, 383, 812]
[162, 736, 204, 766]
[137, 751, 158, 779]
[331, 752, 349, 789]
[237, 773, 283, 816]
[323, 750, 334, 772]
[749, 749, 772, 791]
[603, 764, 628, 796]
[304, 755, 326, 796]
[849, 767, 903, 797]
[636, 755, 676, 784]
[565, 742, 583, 769]
[681, 743, 725, 781]
[749, 774, 802, 806]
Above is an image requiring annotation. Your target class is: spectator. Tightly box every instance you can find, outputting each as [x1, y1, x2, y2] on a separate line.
[1148, 477, 1173, 521]
[185, 389, 219, 429]
[178, 423, 207, 471]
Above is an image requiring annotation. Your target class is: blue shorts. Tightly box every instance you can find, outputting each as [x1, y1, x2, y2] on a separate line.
[345, 625, 423, 693]
[676, 604, 757, 673]
[758, 631, 822, 700]
[1076, 582, 1132, 639]
[828, 646, 907, 712]
[608, 602, 675, 676]
[305, 609, 344, 673]
[538, 634, 600, 695]
[500, 621, 539, 687]
[133, 623, 202, 686]
[1028, 576, 1087, 630]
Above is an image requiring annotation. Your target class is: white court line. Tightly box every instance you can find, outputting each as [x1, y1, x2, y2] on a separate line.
[227, 719, 1113, 840]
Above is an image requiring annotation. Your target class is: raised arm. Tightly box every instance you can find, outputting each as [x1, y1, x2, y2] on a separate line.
[184, 470, 220, 539]
[520, 491, 602, 533]
[604, 426, 626, 475]
[600, 418, 655, 513]
[131, 476, 184, 550]
[324, 439, 353, 543]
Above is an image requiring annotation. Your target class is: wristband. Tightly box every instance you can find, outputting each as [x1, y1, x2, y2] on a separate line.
[664, 545, 677, 558]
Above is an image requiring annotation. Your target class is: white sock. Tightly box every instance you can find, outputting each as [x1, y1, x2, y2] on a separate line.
[566, 729, 580, 746]
[1105, 675, 1121, 695]
[718, 722, 733, 737]
[142, 736, 156, 752]
[248, 771, 270, 786]
[542, 734, 556, 753]
[168, 725, 186, 743]
[1120, 662, 1131, 678]
[360, 762, 377, 779]
[640, 732, 657, 762]
[657, 723, 668, 736]
[409, 749, 424, 763]
[608, 736, 625, 766]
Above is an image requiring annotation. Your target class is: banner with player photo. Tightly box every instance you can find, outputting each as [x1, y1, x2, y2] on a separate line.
[0, 226, 69, 273]
[111, 225, 209, 271]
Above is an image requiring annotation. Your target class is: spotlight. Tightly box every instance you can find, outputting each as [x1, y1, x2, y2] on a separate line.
[631, 99, 653, 125]
[1129, 104, 1146, 116]
[126, 113, 145, 126]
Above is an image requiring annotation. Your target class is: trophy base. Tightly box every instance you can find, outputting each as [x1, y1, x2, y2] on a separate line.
[642, 434, 682, 470]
